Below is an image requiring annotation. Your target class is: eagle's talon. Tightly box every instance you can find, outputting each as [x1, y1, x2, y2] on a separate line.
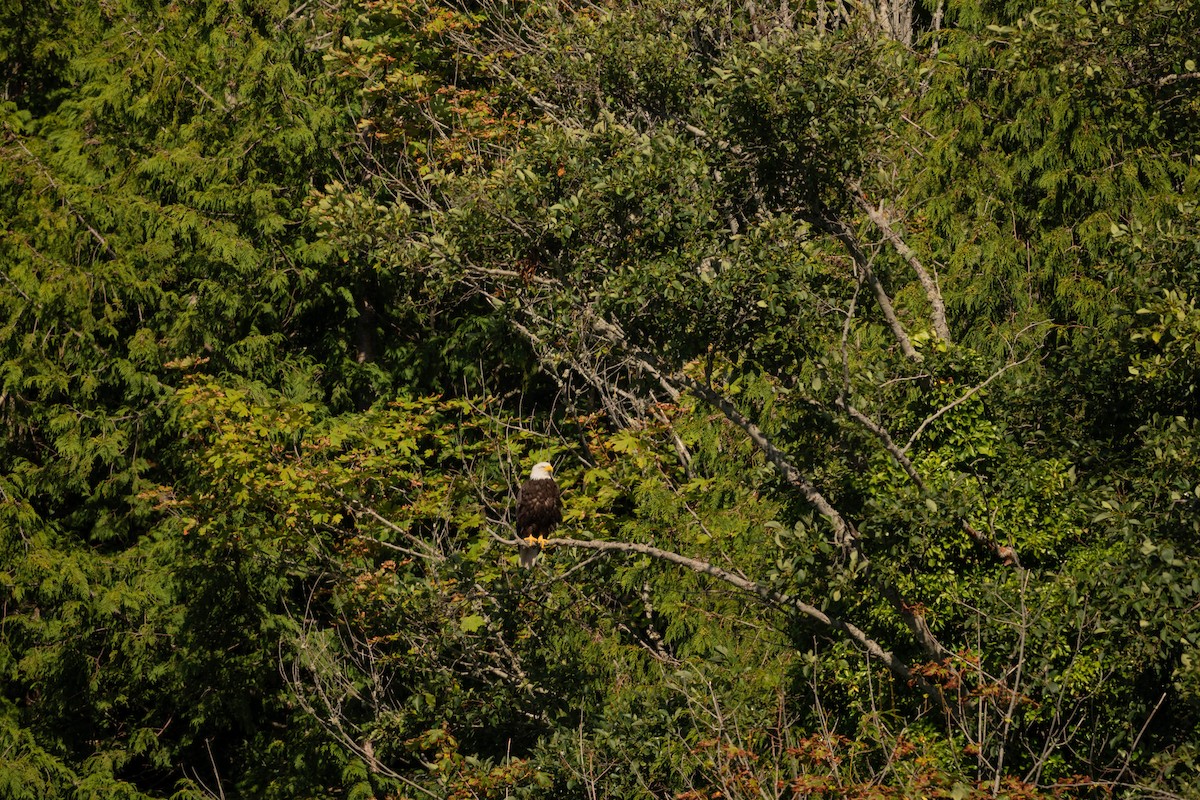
[536, 536, 549, 547]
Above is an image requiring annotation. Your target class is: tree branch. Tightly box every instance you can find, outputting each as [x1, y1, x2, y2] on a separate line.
[851, 185, 951, 343]
[334, 489, 444, 561]
[903, 355, 1033, 454]
[587, 315, 953, 663]
[589, 317, 857, 548]
[8, 137, 118, 259]
[1154, 71, 1200, 87]
[651, 404, 695, 478]
[519, 534, 934, 693]
[825, 218, 923, 362]
[836, 399, 1020, 567]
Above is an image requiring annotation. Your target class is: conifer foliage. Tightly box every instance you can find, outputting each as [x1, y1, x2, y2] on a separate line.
[1, 1, 356, 795]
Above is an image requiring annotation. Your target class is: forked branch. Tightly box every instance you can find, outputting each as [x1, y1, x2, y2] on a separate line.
[825, 218, 923, 362]
[903, 354, 1033, 453]
[589, 317, 857, 548]
[836, 399, 1021, 568]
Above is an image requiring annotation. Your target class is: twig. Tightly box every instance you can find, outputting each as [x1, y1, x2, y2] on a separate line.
[1155, 71, 1200, 87]
[1113, 691, 1169, 788]
[9, 138, 117, 258]
[590, 317, 857, 548]
[992, 570, 1030, 794]
[335, 490, 443, 560]
[903, 355, 1032, 453]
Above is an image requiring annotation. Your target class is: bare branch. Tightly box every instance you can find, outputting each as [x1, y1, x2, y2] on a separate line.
[826, 219, 923, 362]
[334, 490, 444, 561]
[121, 21, 227, 111]
[348, 529, 442, 563]
[930, 0, 945, 59]
[1113, 690, 1169, 788]
[589, 316, 858, 547]
[839, 400, 926, 492]
[992, 570, 1030, 792]
[466, 264, 561, 286]
[851, 184, 951, 343]
[285, 634, 442, 798]
[837, 400, 1020, 567]
[587, 314, 952, 663]
[903, 354, 1033, 453]
[1155, 71, 1200, 87]
[838, 269, 863, 397]
[494, 298, 647, 426]
[682, 374, 859, 545]
[651, 403, 695, 478]
[519, 534, 934, 693]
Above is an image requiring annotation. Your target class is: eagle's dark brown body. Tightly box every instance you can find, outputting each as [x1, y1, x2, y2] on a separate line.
[516, 463, 561, 567]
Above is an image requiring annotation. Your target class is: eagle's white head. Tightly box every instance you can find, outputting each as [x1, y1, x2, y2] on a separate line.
[529, 462, 554, 481]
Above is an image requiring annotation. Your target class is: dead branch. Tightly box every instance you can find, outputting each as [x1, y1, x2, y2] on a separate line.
[1154, 71, 1200, 87]
[7, 137, 118, 259]
[587, 314, 952, 664]
[650, 403, 695, 478]
[334, 490, 444, 561]
[516, 534, 935, 695]
[837, 399, 1020, 568]
[826, 218, 923, 362]
[903, 354, 1033, 453]
[589, 317, 858, 548]
[851, 184, 951, 343]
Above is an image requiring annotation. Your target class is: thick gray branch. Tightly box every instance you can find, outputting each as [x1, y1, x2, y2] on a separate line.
[681, 374, 859, 546]
[852, 186, 951, 343]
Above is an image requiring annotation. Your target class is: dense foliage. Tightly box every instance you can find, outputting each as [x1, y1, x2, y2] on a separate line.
[2, 0, 1199, 797]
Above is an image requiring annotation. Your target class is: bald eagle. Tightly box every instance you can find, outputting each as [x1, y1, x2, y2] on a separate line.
[516, 462, 561, 568]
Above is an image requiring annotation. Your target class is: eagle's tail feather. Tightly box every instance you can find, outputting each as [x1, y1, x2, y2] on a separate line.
[519, 540, 539, 569]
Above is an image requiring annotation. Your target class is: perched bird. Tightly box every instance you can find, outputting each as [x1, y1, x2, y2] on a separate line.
[515, 461, 561, 568]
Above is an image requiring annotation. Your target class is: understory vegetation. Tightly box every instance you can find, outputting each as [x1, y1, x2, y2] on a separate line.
[2, 0, 1200, 796]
